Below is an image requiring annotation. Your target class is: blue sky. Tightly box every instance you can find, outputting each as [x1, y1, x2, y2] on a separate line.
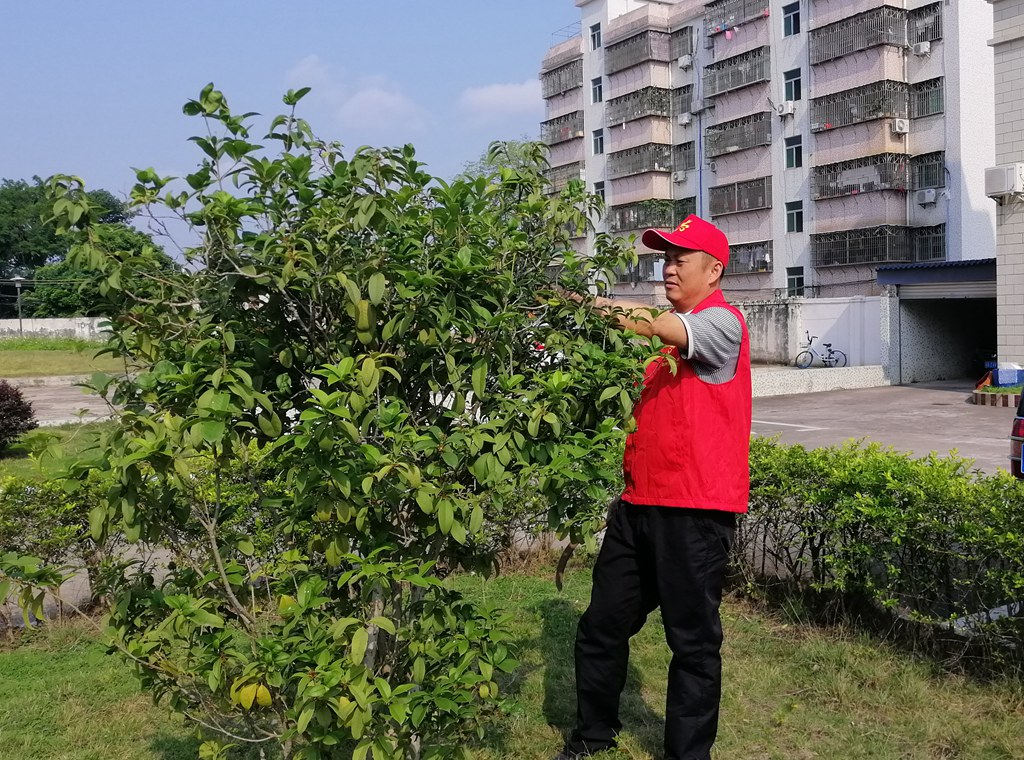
[1, 1, 579, 199]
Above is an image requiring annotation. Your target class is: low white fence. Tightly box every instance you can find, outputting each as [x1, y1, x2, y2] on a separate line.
[0, 317, 109, 341]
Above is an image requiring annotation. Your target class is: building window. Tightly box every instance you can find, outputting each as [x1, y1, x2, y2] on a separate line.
[785, 135, 803, 169]
[594, 181, 605, 202]
[591, 77, 603, 104]
[784, 69, 802, 102]
[591, 23, 602, 50]
[593, 129, 604, 155]
[786, 200, 804, 233]
[787, 266, 805, 296]
[783, 2, 801, 36]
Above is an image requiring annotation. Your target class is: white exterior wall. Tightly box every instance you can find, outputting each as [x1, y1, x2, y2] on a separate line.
[990, 0, 1024, 363]
[0, 317, 109, 341]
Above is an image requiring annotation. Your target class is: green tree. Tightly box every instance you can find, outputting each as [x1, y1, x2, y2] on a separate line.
[458, 136, 542, 181]
[23, 224, 174, 317]
[46, 84, 653, 759]
[0, 178, 132, 316]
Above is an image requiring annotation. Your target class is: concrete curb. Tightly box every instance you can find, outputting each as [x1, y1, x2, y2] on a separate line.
[972, 390, 1022, 407]
[7, 374, 93, 388]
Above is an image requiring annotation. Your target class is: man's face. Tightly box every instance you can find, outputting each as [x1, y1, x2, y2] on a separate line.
[662, 246, 722, 311]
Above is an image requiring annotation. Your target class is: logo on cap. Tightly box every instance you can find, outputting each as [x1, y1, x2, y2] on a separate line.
[675, 219, 692, 233]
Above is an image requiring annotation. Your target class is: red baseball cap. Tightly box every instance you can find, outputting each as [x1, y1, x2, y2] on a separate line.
[641, 215, 730, 268]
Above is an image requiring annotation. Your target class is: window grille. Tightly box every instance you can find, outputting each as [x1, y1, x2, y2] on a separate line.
[607, 143, 674, 179]
[704, 46, 770, 98]
[705, 112, 771, 157]
[709, 177, 772, 216]
[545, 162, 585, 193]
[616, 254, 658, 284]
[809, 6, 907, 65]
[811, 154, 909, 199]
[811, 225, 912, 267]
[541, 59, 584, 98]
[541, 112, 585, 145]
[672, 85, 694, 116]
[607, 87, 673, 127]
[608, 198, 695, 233]
[605, 30, 672, 75]
[674, 142, 696, 171]
[909, 3, 942, 44]
[670, 27, 694, 59]
[911, 152, 944, 190]
[727, 240, 773, 274]
[913, 224, 946, 262]
[810, 80, 908, 132]
[910, 78, 944, 118]
[705, 0, 770, 37]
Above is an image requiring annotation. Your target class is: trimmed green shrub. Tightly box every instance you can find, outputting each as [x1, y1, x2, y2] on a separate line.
[0, 380, 37, 451]
[740, 437, 1024, 669]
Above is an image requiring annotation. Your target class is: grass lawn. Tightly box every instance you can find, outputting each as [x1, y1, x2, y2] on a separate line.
[0, 422, 110, 481]
[0, 336, 125, 379]
[1, 567, 1023, 759]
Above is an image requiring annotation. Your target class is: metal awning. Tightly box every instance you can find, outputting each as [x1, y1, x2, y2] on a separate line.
[877, 258, 996, 300]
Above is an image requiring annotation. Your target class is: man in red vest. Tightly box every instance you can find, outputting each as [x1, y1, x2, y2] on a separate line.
[557, 215, 752, 760]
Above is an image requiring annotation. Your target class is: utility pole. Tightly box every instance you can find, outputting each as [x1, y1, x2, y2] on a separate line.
[11, 276, 23, 337]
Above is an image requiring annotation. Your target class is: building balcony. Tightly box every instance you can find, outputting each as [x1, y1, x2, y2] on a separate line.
[709, 176, 772, 217]
[605, 30, 673, 75]
[812, 154, 909, 200]
[809, 6, 907, 66]
[704, 0, 770, 37]
[609, 197, 696, 234]
[607, 86, 673, 127]
[726, 240, 773, 275]
[811, 80, 908, 132]
[544, 162, 584, 194]
[704, 46, 770, 98]
[541, 112, 585, 146]
[541, 58, 583, 99]
[811, 225, 912, 267]
[607, 143, 674, 180]
[705, 112, 771, 158]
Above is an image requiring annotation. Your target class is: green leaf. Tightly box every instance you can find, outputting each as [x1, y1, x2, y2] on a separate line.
[438, 500, 454, 535]
[296, 703, 315, 733]
[413, 656, 426, 684]
[368, 273, 386, 305]
[198, 420, 225, 443]
[258, 412, 283, 438]
[237, 539, 255, 557]
[369, 616, 397, 635]
[350, 626, 369, 663]
[471, 359, 487, 399]
[469, 504, 483, 534]
[599, 386, 620, 404]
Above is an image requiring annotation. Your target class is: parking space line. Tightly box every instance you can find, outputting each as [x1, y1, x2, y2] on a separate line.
[752, 419, 826, 433]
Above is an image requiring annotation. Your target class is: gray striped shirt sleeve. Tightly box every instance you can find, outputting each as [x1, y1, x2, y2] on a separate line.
[674, 307, 742, 384]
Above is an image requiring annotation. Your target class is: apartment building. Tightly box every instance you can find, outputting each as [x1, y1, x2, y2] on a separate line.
[540, 0, 996, 307]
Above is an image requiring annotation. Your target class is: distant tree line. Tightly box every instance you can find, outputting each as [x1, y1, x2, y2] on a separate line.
[0, 177, 175, 319]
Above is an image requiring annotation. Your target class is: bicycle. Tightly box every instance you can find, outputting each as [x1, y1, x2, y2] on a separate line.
[794, 331, 847, 368]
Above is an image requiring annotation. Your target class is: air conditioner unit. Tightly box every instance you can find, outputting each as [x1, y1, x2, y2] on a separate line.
[677, 111, 692, 126]
[572, 130, 585, 138]
[891, 118, 910, 135]
[985, 163, 1024, 197]
[672, 170, 687, 183]
[915, 188, 937, 206]
[708, 160, 718, 172]
[777, 101, 796, 117]
[678, 53, 693, 70]
[912, 41, 931, 56]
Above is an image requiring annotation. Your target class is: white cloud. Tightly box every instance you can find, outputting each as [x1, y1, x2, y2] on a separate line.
[283, 57, 427, 140]
[286, 54, 333, 91]
[457, 79, 543, 127]
[336, 75, 427, 132]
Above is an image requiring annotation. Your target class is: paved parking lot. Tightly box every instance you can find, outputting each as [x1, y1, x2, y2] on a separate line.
[15, 377, 1017, 474]
[753, 380, 1015, 474]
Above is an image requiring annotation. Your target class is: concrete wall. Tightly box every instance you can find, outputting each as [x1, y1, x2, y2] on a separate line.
[0, 317, 108, 341]
[736, 295, 882, 366]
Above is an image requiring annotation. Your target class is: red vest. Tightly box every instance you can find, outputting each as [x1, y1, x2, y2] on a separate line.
[621, 289, 752, 513]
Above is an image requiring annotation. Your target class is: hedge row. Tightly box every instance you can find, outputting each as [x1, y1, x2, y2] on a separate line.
[740, 437, 1024, 668]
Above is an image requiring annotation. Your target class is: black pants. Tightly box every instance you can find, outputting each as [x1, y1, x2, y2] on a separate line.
[566, 501, 735, 760]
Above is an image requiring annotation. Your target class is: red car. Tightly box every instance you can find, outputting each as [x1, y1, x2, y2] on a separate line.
[1012, 395, 1024, 478]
